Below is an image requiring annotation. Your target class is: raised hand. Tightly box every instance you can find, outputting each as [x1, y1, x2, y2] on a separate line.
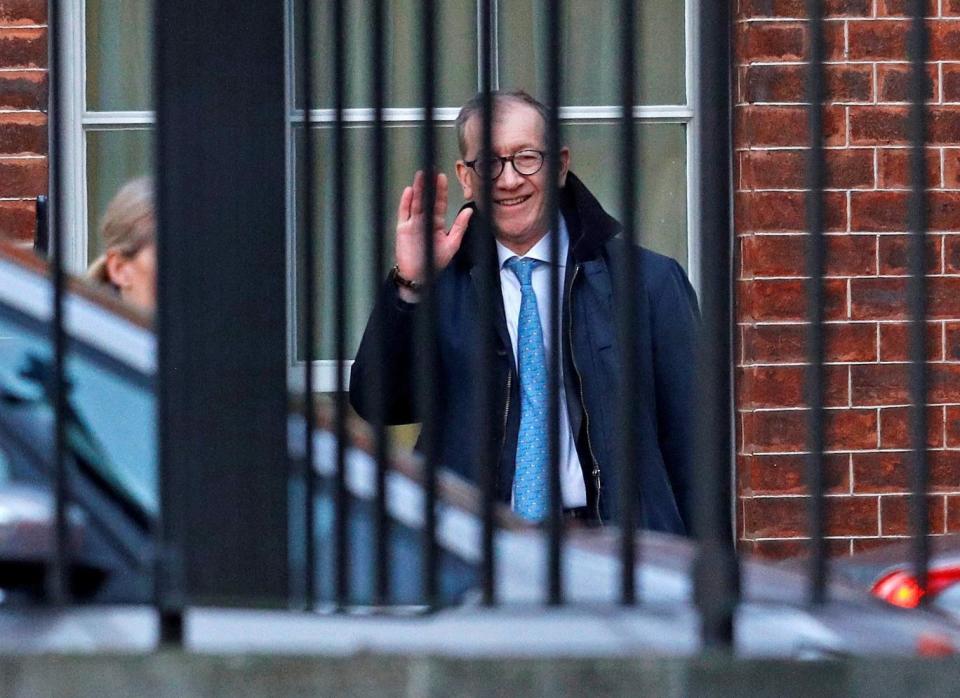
[394, 170, 473, 295]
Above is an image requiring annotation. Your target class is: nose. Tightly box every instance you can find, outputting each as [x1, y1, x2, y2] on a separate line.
[497, 161, 524, 189]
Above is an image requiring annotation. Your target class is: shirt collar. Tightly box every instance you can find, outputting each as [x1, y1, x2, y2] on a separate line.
[495, 214, 569, 270]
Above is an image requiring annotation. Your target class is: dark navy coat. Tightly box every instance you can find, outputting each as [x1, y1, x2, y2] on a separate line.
[350, 173, 699, 534]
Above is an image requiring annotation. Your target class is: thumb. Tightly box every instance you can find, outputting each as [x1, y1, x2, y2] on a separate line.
[447, 207, 474, 244]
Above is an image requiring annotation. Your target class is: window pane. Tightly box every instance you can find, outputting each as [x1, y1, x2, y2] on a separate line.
[498, 0, 685, 106]
[293, 124, 461, 361]
[564, 122, 687, 267]
[300, 0, 477, 110]
[86, 129, 154, 264]
[86, 0, 153, 111]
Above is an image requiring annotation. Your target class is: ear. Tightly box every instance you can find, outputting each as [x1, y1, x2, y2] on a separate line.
[455, 160, 474, 201]
[558, 147, 571, 187]
[105, 248, 130, 289]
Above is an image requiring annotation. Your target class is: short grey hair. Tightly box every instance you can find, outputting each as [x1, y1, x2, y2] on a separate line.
[455, 89, 550, 157]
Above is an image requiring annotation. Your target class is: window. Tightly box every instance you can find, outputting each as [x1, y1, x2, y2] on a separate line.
[60, 0, 698, 392]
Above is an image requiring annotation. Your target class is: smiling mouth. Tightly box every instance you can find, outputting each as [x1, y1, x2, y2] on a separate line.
[495, 195, 531, 208]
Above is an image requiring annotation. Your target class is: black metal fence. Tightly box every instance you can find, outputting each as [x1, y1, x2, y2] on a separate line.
[29, 0, 936, 652]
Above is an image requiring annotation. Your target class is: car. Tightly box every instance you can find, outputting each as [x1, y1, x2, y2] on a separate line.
[3, 242, 960, 659]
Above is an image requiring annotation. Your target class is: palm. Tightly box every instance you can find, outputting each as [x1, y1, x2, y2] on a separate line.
[395, 171, 473, 284]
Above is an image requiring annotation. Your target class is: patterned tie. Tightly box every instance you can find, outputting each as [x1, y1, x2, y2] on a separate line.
[506, 256, 549, 521]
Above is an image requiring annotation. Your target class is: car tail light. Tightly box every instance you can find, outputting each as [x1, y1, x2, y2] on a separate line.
[872, 566, 960, 609]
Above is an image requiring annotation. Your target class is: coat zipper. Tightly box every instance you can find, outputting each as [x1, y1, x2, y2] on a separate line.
[499, 370, 512, 462]
[567, 263, 603, 525]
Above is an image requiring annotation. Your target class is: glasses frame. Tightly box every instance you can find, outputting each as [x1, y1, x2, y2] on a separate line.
[464, 149, 546, 180]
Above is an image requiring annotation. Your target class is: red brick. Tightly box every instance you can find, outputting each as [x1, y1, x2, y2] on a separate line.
[878, 234, 943, 275]
[737, 105, 846, 147]
[747, 538, 852, 560]
[932, 450, 960, 491]
[946, 405, 960, 445]
[852, 365, 911, 406]
[740, 278, 848, 322]
[944, 320, 960, 359]
[740, 149, 874, 190]
[0, 112, 45, 155]
[741, 453, 850, 495]
[740, 364, 848, 408]
[0, 70, 44, 110]
[744, 64, 872, 104]
[740, 22, 806, 61]
[848, 21, 909, 61]
[942, 64, 960, 102]
[931, 21, 960, 60]
[877, 0, 940, 15]
[742, 408, 878, 453]
[932, 364, 960, 403]
[944, 233, 960, 269]
[878, 64, 938, 103]
[851, 538, 902, 553]
[945, 149, 960, 187]
[0, 198, 36, 242]
[850, 107, 908, 145]
[0, 0, 47, 25]
[853, 276, 960, 319]
[738, 0, 872, 18]
[741, 322, 878, 363]
[851, 191, 960, 232]
[736, 191, 847, 232]
[744, 495, 879, 538]
[947, 0, 960, 17]
[880, 494, 945, 535]
[740, 234, 876, 277]
[854, 451, 910, 492]
[949, 495, 960, 531]
[0, 158, 45, 198]
[930, 108, 960, 143]
[0, 27, 44, 67]
[878, 148, 942, 189]
[878, 406, 946, 448]
[879, 321, 944, 361]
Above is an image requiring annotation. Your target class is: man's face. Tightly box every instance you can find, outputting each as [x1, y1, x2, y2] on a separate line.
[455, 101, 570, 254]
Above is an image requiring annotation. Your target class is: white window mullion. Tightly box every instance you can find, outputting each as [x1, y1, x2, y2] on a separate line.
[58, 0, 90, 273]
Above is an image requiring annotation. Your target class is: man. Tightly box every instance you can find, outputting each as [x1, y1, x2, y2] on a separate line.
[350, 90, 698, 534]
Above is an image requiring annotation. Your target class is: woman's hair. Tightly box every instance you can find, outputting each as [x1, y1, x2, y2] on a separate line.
[86, 176, 155, 286]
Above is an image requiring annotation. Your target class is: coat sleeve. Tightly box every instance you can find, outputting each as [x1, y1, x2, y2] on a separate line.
[348, 276, 421, 425]
[648, 257, 700, 532]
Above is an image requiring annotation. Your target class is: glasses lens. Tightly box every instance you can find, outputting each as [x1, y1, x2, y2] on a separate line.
[480, 156, 503, 179]
[513, 150, 544, 175]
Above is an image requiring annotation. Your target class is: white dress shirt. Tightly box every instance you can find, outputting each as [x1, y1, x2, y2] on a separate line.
[496, 215, 588, 509]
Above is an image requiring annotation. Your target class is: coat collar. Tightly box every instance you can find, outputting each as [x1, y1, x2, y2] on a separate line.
[454, 171, 620, 272]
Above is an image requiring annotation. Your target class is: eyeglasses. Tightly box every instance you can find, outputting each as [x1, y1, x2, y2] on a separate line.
[464, 149, 546, 180]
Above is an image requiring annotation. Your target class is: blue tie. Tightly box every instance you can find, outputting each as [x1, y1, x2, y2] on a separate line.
[506, 256, 549, 521]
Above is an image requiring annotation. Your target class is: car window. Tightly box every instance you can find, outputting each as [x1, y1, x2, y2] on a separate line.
[0, 258, 157, 517]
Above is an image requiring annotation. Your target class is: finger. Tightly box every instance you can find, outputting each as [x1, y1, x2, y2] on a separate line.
[410, 170, 424, 218]
[447, 206, 474, 241]
[397, 186, 413, 224]
[435, 172, 449, 219]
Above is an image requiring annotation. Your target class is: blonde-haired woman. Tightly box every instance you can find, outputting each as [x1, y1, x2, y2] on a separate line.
[86, 176, 156, 313]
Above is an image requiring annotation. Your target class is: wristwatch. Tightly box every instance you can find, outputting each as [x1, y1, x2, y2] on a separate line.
[391, 264, 423, 292]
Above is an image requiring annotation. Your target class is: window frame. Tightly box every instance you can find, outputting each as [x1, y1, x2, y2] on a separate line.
[58, 0, 701, 393]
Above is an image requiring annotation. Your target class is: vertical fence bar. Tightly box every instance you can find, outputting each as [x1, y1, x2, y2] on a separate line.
[616, 0, 639, 606]
[333, 0, 350, 609]
[418, 0, 439, 608]
[544, 0, 564, 607]
[693, 0, 738, 648]
[907, 0, 931, 601]
[477, 0, 498, 606]
[46, 0, 70, 607]
[370, 0, 391, 607]
[34, 195, 49, 257]
[299, 0, 319, 612]
[804, 0, 828, 605]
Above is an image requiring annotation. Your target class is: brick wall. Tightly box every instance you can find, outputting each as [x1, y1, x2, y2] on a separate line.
[735, 0, 960, 557]
[0, 0, 46, 246]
